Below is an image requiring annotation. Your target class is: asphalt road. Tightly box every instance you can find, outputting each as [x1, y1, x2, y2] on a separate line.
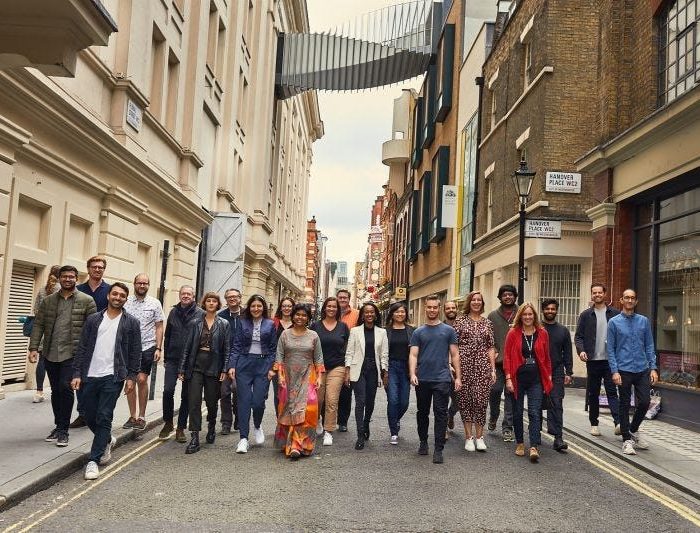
[2, 391, 699, 532]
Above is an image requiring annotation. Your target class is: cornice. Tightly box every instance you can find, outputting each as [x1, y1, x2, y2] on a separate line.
[0, 115, 32, 164]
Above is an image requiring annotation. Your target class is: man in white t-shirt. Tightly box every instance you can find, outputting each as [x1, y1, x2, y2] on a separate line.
[72, 282, 142, 480]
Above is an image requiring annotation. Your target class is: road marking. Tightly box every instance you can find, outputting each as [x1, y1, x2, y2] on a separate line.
[2, 437, 164, 533]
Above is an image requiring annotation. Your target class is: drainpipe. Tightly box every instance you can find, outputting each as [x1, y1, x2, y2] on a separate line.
[470, 75, 485, 291]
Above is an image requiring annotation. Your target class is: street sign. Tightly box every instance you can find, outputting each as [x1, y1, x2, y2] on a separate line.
[525, 219, 561, 239]
[545, 171, 581, 193]
[126, 99, 142, 132]
[441, 185, 458, 228]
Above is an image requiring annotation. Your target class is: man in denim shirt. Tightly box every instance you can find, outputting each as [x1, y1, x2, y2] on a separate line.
[607, 288, 658, 456]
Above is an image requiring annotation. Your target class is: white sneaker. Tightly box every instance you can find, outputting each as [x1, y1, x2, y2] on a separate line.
[100, 436, 117, 465]
[32, 391, 45, 403]
[84, 461, 99, 480]
[475, 437, 487, 451]
[464, 437, 476, 452]
[614, 424, 621, 436]
[316, 421, 324, 436]
[254, 427, 265, 445]
[590, 426, 601, 436]
[236, 438, 249, 454]
[323, 431, 333, 446]
[390, 435, 398, 445]
[630, 432, 649, 450]
[622, 440, 636, 455]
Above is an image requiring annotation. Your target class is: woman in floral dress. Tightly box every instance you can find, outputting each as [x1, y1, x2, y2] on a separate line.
[271, 303, 325, 459]
[454, 291, 496, 452]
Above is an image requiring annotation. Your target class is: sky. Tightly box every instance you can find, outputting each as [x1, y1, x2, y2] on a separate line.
[306, 1, 421, 267]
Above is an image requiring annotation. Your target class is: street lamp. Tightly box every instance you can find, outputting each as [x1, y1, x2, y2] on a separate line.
[512, 157, 536, 305]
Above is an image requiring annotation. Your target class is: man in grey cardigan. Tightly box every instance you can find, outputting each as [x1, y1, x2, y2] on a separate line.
[28, 265, 97, 446]
[487, 284, 518, 442]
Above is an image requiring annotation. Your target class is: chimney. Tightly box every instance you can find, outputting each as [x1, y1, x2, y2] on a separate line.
[493, 0, 513, 43]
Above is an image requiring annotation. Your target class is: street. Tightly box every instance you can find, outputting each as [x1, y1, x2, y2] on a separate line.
[1, 392, 699, 532]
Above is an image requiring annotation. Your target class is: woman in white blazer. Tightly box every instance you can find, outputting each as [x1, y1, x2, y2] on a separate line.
[344, 302, 389, 450]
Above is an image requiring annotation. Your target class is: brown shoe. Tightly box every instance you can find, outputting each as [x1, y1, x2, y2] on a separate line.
[175, 429, 187, 443]
[134, 418, 146, 430]
[515, 443, 525, 456]
[529, 447, 540, 463]
[69, 415, 86, 429]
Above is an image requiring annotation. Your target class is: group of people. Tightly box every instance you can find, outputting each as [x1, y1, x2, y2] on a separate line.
[28, 258, 658, 479]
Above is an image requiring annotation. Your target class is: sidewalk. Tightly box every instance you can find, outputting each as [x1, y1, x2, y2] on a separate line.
[0, 366, 176, 509]
[558, 388, 700, 499]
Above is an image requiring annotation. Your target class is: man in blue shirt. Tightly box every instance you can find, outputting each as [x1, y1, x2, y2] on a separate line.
[409, 294, 461, 464]
[607, 288, 658, 455]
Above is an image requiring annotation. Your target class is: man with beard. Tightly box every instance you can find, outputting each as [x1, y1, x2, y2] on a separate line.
[159, 285, 203, 442]
[28, 265, 97, 446]
[443, 300, 460, 434]
[123, 273, 164, 430]
[541, 298, 573, 451]
[71, 282, 141, 480]
[487, 284, 518, 442]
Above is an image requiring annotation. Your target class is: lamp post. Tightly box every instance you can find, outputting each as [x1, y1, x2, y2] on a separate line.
[511, 158, 536, 305]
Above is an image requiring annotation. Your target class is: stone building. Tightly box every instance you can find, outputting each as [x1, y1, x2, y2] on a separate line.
[0, 0, 322, 395]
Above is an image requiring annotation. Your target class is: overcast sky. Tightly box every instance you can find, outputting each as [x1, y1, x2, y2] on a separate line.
[306, 1, 420, 267]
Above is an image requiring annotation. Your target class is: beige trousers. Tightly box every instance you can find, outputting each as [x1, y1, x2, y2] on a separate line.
[319, 366, 346, 432]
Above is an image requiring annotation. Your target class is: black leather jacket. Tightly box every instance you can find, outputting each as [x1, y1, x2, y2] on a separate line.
[178, 316, 230, 379]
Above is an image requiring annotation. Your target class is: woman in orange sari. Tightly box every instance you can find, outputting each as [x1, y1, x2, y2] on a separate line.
[271, 304, 324, 459]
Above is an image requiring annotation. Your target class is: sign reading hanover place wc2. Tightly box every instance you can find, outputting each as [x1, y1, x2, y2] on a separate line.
[545, 171, 581, 193]
[525, 219, 562, 239]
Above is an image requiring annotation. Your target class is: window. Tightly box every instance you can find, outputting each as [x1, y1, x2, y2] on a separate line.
[539, 264, 582, 331]
[486, 177, 494, 231]
[165, 49, 180, 131]
[659, 0, 700, 104]
[422, 65, 437, 148]
[149, 25, 166, 119]
[206, 1, 218, 71]
[523, 42, 532, 87]
[411, 97, 424, 169]
[435, 24, 455, 122]
[458, 114, 478, 296]
[489, 90, 497, 130]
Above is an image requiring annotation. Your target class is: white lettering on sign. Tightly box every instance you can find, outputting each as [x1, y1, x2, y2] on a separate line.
[126, 99, 142, 132]
[525, 219, 562, 239]
[545, 171, 581, 193]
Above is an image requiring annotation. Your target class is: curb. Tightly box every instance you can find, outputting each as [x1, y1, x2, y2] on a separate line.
[0, 416, 164, 511]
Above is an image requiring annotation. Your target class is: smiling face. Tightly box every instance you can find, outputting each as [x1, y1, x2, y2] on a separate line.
[425, 299, 440, 321]
[249, 300, 264, 318]
[392, 306, 406, 324]
[469, 293, 484, 315]
[293, 309, 309, 327]
[620, 289, 637, 313]
[444, 301, 458, 320]
[59, 270, 77, 292]
[108, 286, 128, 310]
[225, 290, 241, 310]
[134, 275, 150, 297]
[179, 287, 195, 306]
[591, 285, 606, 306]
[520, 307, 535, 328]
[542, 303, 558, 323]
[280, 299, 294, 318]
[336, 292, 350, 311]
[499, 291, 516, 307]
[362, 305, 376, 327]
[325, 300, 338, 320]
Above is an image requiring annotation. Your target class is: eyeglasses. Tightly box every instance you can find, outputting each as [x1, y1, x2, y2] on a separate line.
[622, 296, 637, 301]
[89, 265, 105, 270]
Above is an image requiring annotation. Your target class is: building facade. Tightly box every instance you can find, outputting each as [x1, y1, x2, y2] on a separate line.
[0, 0, 322, 395]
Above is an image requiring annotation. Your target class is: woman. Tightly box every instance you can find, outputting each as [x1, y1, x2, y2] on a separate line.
[271, 297, 295, 417]
[504, 302, 552, 462]
[344, 302, 388, 450]
[272, 304, 324, 459]
[310, 297, 349, 446]
[178, 292, 230, 454]
[31, 265, 61, 403]
[385, 302, 414, 444]
[454, 291, 496, 452]
[228, 294, 277, 454]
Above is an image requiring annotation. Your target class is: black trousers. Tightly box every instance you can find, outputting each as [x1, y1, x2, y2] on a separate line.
[338, 383, 352, 426]
[416, 380, 450, 450]
[352, 365, 378, 437]
[619, 370, 651, 441]
[219, 375, 238, 428]
[44, 358, 75, 432]
[586, 360, 619, 426]
[546, 370, 566, 437]
[188, 371, 219, 432]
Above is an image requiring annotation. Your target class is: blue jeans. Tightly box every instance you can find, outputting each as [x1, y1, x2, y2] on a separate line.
[387, 359, 410, 436]
[236, 355, 273, 439]
[82, 376, 122, 463]
[163, 359, 188, 429]
[513, 380, 543, 447]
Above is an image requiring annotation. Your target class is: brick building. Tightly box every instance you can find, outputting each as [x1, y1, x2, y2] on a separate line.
[304, 217, 320, 306]
[576, 0, 700, 428]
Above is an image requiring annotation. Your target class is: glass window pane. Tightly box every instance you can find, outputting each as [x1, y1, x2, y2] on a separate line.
[659, 188, 700, 220]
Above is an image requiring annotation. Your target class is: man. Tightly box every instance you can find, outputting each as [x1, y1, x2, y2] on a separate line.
[487, 284, 518, 442]
[574, 283, 620, 436]
[219, 288, 242, 434]
[123, 273, 164, 430]
[71, 282, 141, 480]
[28, 265, 97, 446]
[409, 295, 461, 464]
[443, 300, 459, 434]
[337, 289, 359, 432]
[443, 300, 458, 326]
[158, 285, 203, 442]
[72, 255, 111, 428]
[541, 298, 573, 451]
[608, 289, 658, 455]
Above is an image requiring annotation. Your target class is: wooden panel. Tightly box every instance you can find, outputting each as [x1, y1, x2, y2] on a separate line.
[3, 263, 35, 381]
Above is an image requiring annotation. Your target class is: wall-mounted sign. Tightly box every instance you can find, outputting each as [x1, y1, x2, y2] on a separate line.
[441, 185, 458, 228]
[525, 219, 561, 239]
[545, 171, 581, 193]
[394, 287, 406, 299]
[126, 99, 142, 132]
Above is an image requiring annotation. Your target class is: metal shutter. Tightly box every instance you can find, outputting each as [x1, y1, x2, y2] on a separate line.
[3, 263, 35, 381]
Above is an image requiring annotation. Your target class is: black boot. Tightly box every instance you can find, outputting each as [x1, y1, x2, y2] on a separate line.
[553, 436, 568, 452]
[185, 432, 200, 454]
[206, 422, 216, 444]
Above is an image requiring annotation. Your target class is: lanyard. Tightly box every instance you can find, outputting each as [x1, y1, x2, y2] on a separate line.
[523, 333, 535, 358]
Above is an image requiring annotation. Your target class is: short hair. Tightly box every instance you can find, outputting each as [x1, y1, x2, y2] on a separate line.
[224, 288, 241, 297]
[497, 284, 518, 299]
[200, 291, 222, 311]
[336, 289, 351, 298]
[425, 294, 441, 304]
[59, 265, 79, 277]
[513, 302, 542, 330]
[387, 301, 409, 326]
[133, 273, 149, 283]
[109, 282, 129, 297]
[357, 302, 382, 327]
[242, 294, 269, 319]
[179, 285, 195, 294]
[465, 291, 485, 313]
[591, 282, 607, 292]
[541, 298, 559, 310]
[274, 297, 296, 319]
[86, 256, 107, 269]
[291, 303, 312, 322]
[444, 300, 458, 308]
[320, 297, 341, 320]
[621, 288, 637, 298]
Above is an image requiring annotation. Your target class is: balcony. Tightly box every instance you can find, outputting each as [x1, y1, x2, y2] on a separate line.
[381, 138, 410, 165]
[0, 0, 117, 77]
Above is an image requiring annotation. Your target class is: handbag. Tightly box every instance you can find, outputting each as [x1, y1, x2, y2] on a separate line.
[21, 316, 34, 337]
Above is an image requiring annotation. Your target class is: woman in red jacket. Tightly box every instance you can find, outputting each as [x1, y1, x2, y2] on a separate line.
[504, 302, 552, 462]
